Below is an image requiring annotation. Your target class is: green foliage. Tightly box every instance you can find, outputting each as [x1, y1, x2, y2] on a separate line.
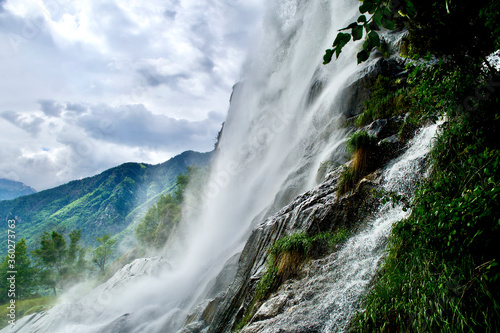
[135, 166, 207, 250]
[0, 296, 56, 329]
[325, 0, 500, 68]
[255, 229, 350, 302]
[353, 48, 500, 331]
[337, 165, 359, 196]
[32, 229, 87, 295]
[92, 235, 116, 274]
[0, 239, 37, 303]
[135, 194, 180, 249]
[403, 0, 500, 65]
[338, 131, 378, 195]
[355, 76, 413, 127]
[345, 131, 378, 154]
[323, 0, 415, 64]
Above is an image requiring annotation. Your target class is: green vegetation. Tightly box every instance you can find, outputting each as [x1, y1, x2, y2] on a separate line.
[0, 239, 36, 302]
[256, 229, 350, 304]
[0, 151, 212, 254]
[92, 235, 116, 274]
[355, 76, 412, 127]
[338, 131, 378, 195]
[135, 193, 181, 250]
[0, 296, 56, 329]
[0, 152, 211, 326]
[323, 0, 416, 64]
[354, 77, 500, 331]
[31, 230, 87, 295]
[324, 0, 500, 66]
[329, 0, 500, 331]
[135, 166, 206, 250]
[235, 229, 349, 330]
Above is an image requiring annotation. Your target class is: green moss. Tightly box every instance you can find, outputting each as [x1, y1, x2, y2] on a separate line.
[346, 131, 378, 154]
[355, 76, 413, 127]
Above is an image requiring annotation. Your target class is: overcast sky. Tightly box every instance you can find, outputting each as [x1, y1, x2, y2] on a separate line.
[0, 0, 264, 190]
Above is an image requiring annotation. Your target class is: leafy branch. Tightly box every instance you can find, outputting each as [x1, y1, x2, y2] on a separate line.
[323, 0, 416, 64]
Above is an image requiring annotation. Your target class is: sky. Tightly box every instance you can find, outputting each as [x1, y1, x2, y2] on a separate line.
[0, 0, 264, 191]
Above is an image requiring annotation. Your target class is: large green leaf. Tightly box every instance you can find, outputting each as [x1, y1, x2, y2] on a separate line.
[332, 32, 351, 58]
[359, 0, 377, 14]
[352, 25, 364, 41]
[363, 31, 381, 51]
[381, 8, 395, 30]
[323, 49, 333, 64]
[357, 50, 370, 64]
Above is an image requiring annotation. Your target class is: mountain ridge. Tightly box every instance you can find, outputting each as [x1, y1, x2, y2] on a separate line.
[0, 178, 37, 201]
[0, 150, 212, 252]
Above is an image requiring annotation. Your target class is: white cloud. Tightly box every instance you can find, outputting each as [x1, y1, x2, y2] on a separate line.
[0, 0, 264, 190]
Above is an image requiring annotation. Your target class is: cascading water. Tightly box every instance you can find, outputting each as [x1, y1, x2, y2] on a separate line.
[235, 123, 440, 333]
[2, 0, 422, 332]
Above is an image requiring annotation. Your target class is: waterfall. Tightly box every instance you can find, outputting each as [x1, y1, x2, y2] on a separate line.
[2, 0, 407, 332]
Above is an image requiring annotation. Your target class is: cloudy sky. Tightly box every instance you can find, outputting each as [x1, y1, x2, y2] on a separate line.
[0, 0, 264, 190]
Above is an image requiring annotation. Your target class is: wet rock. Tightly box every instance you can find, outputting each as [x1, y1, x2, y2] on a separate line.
[366, 118, 388, 138]
[338, 58, 406, 119]
[252, 293, 291, 322]
[206, 166, 383, 333]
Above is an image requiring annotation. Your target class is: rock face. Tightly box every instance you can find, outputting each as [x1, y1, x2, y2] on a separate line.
[204, 169, 382, 333]
[338, 55, 407, 121]
[171, 160, 383, 333]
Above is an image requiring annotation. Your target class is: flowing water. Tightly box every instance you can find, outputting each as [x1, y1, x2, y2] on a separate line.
[2, 0, 430, 332]
[239, 123, 440, 332]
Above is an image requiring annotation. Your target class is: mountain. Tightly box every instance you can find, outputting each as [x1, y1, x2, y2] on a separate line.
[0, 150, 212, 252]
[0, 179, 36, 201]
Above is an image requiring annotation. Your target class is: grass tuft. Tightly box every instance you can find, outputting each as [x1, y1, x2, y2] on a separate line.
[338, 131, 378, 196]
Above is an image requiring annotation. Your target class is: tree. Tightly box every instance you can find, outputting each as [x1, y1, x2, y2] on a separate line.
[66, 229, 81, 265]
[135, 168, 199, 250]
[92, 235, 116, 274]
[66, 229, 87, 279]
[173, 166, 197, 203]
[0, 239, 37, 302]
[324, 0, 500, 67]
[32, 229, 86, 295]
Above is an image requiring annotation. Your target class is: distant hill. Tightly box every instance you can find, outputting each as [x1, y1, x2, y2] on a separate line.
[0, 150, 212, 252]
[0, 179, 37, 201]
